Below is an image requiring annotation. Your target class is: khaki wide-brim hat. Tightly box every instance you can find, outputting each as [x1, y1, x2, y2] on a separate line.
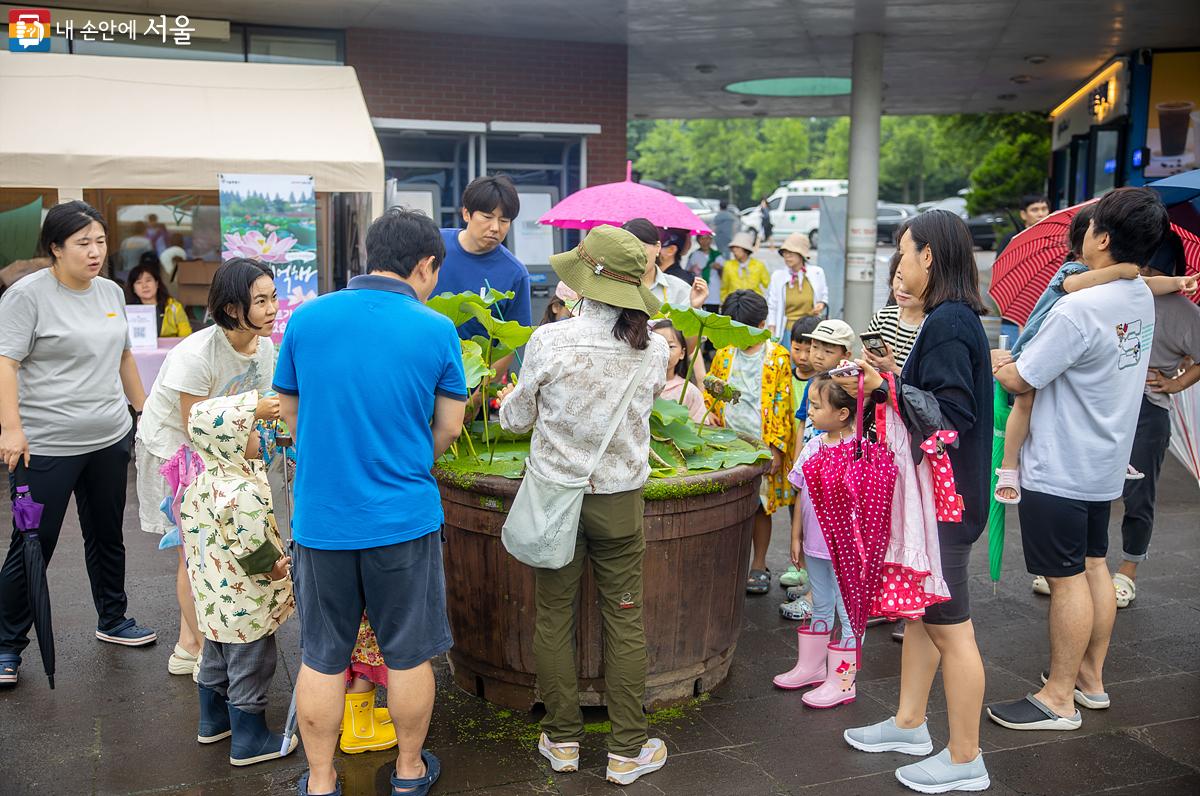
[550, 225, 662, 316]
[729, 231, 757, 255]
[779, 231, 812, 260]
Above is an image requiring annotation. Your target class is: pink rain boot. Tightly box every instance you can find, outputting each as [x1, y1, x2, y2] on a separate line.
[772, 624, 831, 689]
[801, 642, 858, 708]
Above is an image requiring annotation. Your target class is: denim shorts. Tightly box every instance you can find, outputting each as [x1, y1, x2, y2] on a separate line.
[293, 530, 452, 673]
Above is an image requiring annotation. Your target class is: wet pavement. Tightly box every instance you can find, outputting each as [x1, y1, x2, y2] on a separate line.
[1, 451, 1197, 796]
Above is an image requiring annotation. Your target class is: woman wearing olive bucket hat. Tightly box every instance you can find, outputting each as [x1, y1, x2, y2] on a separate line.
[497, 225, 671, 786]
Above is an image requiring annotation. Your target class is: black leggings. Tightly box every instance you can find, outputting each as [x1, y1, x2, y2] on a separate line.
[0, 429, 133, 658]
[1121, 397, 1171, 562]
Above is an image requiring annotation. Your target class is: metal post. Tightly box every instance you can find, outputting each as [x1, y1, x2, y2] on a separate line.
[843, 32, 884, 335]
[579, 136, 588, 189]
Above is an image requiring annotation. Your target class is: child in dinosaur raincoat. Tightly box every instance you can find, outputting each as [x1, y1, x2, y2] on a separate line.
[182, 390, 298, 767]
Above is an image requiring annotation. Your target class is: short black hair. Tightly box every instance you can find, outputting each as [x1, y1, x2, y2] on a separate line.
[621, 217, 662, 246]
[1019, 194, 1048, 211]
[461, 174, 520, 219]
[366, 208, 445, 277]
[125, 260, 168, 308]
[898, 210, 986, 315]
[39, 200, 107, 261]
[1146, 228, 1186, 277]
[791, 314, 822, 342]
[210, 257, 275, 330]
[1066, 205, 1095, 261]
[719, 200, 729, 210]
[651, 320, 689, 378]
[1091, 187, 1169, 267]
[809, 373, 857, 422]
[721, 289, 768, 327]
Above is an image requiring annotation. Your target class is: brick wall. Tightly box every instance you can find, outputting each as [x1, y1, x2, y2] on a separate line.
[346, 29, 628, 186]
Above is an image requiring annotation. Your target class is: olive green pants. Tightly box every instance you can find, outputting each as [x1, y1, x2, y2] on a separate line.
[534, 489, 648, 756]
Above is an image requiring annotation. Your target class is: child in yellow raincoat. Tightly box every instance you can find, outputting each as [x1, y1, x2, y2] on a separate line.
[705, 291, 795, 596]
[182, 390, 298, 767]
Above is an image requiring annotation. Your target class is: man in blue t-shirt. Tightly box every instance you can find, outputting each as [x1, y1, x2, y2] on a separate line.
[435, 175, 532, 375]
[274, 208, 467, 796]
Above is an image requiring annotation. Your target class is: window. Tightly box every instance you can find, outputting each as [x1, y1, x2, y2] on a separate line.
[768, 197, 782, 211]
[784, 196, 816, 211]
[878, 208, 903, 220]
[247, 29, 343, 65]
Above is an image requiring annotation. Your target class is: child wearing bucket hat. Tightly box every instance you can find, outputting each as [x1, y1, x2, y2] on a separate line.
[719, 232, 770, 302]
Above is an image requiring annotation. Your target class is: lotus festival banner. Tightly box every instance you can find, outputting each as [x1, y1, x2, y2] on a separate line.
[219, 173, 317, 340]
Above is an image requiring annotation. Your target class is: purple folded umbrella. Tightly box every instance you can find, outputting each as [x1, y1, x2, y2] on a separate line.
[13, 472, 54, 688]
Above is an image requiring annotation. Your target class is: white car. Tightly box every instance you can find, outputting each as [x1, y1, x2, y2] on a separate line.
[740, 180, 848, 248]
[675, 195, 717, 225]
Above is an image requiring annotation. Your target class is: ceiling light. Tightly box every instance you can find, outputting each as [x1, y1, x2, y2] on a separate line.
[695, 64, 717, 74]
[1024, 54, 1049, 65]
[725, 77, 852, 97]
[1010, 74, 1034, 84]
[740, 98, 758, 107]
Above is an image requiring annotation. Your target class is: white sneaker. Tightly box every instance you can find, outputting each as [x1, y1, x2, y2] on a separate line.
[538, 733, 579, 773]
[168, 643, 199, 676]
[606, 738, 667, 785]
[1031, 575, 1050, 596]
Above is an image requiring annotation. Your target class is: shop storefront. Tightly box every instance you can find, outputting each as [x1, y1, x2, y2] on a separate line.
[1049, 49, 1200, 208]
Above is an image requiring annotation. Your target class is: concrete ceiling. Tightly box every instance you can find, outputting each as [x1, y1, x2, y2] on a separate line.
[39, 0, 1200, 117]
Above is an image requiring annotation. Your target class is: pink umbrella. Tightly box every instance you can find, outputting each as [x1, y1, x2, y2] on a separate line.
[539, 161, 713, 235]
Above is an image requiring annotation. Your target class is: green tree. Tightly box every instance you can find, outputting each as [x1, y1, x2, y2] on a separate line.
[747, 118, 810, 198]
[633, 120, 697, 194]
[966, 132, 1050, 214]
[683, 119, 761, 203]
[811, 117, 850, 179]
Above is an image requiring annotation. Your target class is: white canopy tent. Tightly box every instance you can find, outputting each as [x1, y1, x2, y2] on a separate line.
[0, 51, 384, 212]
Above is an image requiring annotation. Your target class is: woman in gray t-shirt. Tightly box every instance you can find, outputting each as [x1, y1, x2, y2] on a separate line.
[0, 201, 156, 687]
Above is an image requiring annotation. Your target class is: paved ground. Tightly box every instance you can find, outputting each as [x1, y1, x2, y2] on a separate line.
[4, 248, 1197, 795]
[1, 451, 1197, 796]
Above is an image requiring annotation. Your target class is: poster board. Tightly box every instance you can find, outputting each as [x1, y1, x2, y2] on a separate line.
[219, 174, 316, 341]
[1144, 51, 1200, 178]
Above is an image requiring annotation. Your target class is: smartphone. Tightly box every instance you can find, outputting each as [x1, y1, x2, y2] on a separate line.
[828, 362, 861, 378]
[860, 332, 889, 358]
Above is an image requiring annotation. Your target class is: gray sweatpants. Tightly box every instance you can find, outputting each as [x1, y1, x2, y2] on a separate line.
[197, 635, 278, 714]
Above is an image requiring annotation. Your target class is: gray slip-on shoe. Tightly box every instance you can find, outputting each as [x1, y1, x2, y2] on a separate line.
[987, 694, 1082, 731]
[844, 717, 934, 756]
[1039, 671, 1110, 709]
[896, 748, 991, 794]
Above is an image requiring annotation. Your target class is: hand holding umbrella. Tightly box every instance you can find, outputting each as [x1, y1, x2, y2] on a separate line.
[12, 463, 54, 689]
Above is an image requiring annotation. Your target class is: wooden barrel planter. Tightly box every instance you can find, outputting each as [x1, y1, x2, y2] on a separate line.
[436, 458, 769, 711]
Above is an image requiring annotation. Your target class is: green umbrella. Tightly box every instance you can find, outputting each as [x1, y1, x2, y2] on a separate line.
[988, 381, 1013, 588]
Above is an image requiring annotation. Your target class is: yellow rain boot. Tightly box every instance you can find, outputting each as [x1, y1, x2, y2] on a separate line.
[339, 687, 398, 754]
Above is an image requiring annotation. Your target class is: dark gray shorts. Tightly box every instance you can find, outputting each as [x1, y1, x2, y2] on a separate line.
[293, 531, 452, 674]
[922, 535, 973, 626]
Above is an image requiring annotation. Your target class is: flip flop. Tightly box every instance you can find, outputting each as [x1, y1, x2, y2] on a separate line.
[390, 750, 441, 796]
[994, 468, 1021, 505]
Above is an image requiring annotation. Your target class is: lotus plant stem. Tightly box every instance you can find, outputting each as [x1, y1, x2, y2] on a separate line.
[461, 428, 479, 461]
[678, 333, 707, 406]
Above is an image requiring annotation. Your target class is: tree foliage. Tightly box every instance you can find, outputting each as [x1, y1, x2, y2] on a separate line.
[630, 113, 1050, 212]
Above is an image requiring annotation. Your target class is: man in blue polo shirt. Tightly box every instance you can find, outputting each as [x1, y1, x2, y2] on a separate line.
[436, 175, 531, 375]
[274, 208, 467, 796]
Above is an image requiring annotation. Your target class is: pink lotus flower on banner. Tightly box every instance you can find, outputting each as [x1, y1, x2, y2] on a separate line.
[222, 230, 297, 264]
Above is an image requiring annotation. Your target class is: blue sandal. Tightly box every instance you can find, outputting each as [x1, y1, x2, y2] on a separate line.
[297, 772, 342, 796]
[390, 750, 441, 795]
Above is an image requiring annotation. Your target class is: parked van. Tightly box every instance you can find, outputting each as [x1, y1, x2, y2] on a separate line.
[740, 179, 848, 248]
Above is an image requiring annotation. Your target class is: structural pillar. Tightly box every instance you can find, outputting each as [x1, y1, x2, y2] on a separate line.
[842, 32, 884, 335]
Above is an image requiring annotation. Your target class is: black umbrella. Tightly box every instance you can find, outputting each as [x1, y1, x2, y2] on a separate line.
[12, 464, 54, 689]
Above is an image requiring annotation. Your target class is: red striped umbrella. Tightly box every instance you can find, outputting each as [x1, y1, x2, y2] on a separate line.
[990, 201, 1200, 326]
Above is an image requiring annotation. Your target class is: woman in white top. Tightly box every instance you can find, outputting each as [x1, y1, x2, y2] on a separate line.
[766, 232, 828, 344]
[135, 258, 280, 677]
[498, 225, 671, 787]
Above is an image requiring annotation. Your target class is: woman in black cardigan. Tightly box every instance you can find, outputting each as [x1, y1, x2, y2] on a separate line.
[842, 211, 993, 793]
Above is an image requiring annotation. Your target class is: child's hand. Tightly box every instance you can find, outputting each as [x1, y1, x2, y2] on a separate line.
[255, 395, 281, 421]
[790, 536, 803, 567]
[769, 446, 784, 475]
[1176, 275, 1199, 296]
[1116, 263, 1141, 280]
[268, 555, 292, 582]
[496, 382, 516, 406]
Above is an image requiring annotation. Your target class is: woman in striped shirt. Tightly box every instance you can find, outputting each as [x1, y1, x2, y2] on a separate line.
[865, 251, 926, 373]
